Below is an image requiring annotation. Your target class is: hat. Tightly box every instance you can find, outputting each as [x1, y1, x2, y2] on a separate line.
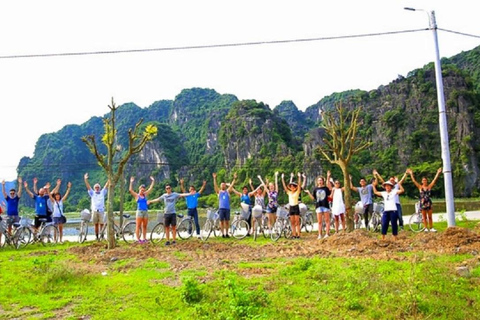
[383, 181, 394, 187]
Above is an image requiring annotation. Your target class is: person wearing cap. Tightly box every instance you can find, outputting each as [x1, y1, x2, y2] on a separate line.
[129, 176, 155, 243]
[212, 172, 237, 238]
[373, 169, 407, 230]
[1, 177, 23, 236]
[180, 178, 207, 238]
[281, 172, 302, 239]
[305, 170, 332, 239]
[372, 179, 405, 240]
[84, 173, 109, 241]
[407, 167, 442, 232]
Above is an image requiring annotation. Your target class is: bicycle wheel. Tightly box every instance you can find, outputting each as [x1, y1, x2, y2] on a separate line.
[231, 219, 249, 239]
[200, 220, 212, 241]
[177, 219, 194, 240]
[371, 213, 381, 232]
[122, 221, 137, 243]
[78, 221, 88, 243]
[354, 214, 362, 230]
[284, 219, 293, 239]
[304, 215, 314, 233]
[15, 227, 32, 248]
[150, 222, 165, 244]
[409, 214, 424, 232]
[271, 220, 282, 241]
[40, 225, 59, 246]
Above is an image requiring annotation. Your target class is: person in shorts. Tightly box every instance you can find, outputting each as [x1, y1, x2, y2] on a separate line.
[281, 172, 302, 239]
[149, 184, 190, 245]
[305, 170, 332, 239]
[212, 172, 237, 238]
[258, 173, 279, 233]
[48, 180, 72, 244]
[1, 177, 23, 236]
[129, 176, 155, 243]
[84, 173, 109, 241]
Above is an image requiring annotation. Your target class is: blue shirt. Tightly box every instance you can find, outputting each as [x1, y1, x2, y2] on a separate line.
[185, 192, 200, 209]
[33, 195, 49, 216]
[240, 194, 251, 205]
[218, 190, 230, 210]
[5, 196, 20, 216]
[137, 196, 148, 211]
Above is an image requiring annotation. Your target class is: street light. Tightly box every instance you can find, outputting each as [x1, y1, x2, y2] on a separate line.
[404, 7, 455, 227]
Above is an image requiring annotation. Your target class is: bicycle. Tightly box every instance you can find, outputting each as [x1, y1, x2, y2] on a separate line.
[230, 203, 250, 240]
[0, 217, 25, 249]
[77, 209, 91, 243]
[15, 215, 59, 246]
[409, 201, 424, 232]
[150, 212, 195, 243]
[271, 206, 292, 241]
[99, 212, 137, 243]
[299, 204, 314, 233]
[200, 209, 221, 241]
[251, 206, 269, 241]
[369, 202, 383, 232]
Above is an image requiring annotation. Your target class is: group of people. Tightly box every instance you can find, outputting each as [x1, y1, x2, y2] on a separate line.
[1, 177, 71, 243]
[1, 166, 443, 245]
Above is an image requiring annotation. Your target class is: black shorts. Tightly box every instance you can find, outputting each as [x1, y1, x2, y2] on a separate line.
[34, 215, 51, 229]
[164, 213, 177, 227]
[218, 208, 231, 221]
[289, 204, 300, 216]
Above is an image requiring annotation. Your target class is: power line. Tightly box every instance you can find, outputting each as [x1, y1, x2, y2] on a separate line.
[438, 28, 480, 39]
[0, 28, 429, 60]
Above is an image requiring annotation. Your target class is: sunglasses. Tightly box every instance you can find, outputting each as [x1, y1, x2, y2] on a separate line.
[166, 187, 171, 190]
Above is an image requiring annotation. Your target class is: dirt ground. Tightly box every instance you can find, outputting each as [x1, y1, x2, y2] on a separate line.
[67, 226, 480, 277]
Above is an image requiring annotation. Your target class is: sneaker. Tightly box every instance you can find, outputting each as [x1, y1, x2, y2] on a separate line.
[424, 228, 429, 232]
[165, 241, 171, 246]
[196, 234, 201, 238]
[430, 228, 437, 232]
[172, 241, 176, 245]
[137, 240, 143, 244]
[222, 234, 225, 238]
[225, 234, 230, 238]
[317, 235, 322, 240]
[324, 234, 329, 239]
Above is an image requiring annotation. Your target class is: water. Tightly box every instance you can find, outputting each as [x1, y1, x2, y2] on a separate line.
[401, 200, 480, 216]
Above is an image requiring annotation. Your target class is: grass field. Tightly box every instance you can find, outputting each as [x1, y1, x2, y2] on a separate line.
[1, 220, 480, 319]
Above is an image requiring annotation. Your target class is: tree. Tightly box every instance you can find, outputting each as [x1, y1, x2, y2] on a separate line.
[316, 103, 371, 232]
[81, 98, 157, 249]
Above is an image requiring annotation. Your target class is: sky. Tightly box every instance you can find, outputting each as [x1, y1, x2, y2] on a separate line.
[0, 0, 479, 181]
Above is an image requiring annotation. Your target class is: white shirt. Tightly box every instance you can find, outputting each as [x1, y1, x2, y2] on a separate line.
[381, 190, 398, 212]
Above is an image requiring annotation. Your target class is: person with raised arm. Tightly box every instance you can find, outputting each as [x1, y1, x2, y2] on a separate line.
[24, 180, 51, 232]
[180, 178, 207, 238]
[373, 169, 407, 230]
[305, 171, 332, 239]
[372, 179, 405, 241]
[129, 176, 155, 243]
[48, 180, 72, 244]
[258, 172, 279, 233]
[231, 182, 258, 237]
[212, 172, 237, 238]
[330, 179, 346, 234]
[1, 177, 23, 235]
[350, 174, 374, 230]
[281, 172, 302, 239]
[407, 167, 442, 232]
[84, 173, 109, 241]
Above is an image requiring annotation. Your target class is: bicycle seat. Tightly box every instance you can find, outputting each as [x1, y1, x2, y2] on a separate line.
[123, 214, 130, 219]
[38, 218, 48, 222]
[177, 214, 184, 218]
[13, 222, 21, 228]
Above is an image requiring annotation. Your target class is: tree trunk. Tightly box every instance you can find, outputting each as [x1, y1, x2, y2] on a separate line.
[107, 181, 116, 249]
[338, 161, 354, 232]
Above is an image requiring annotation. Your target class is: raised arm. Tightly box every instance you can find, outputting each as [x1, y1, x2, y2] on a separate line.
[304, 188, 314, 201]
[84, 173, 92, 191]
[249, 178, 255, 192]
[349, 174, 358, 193]
[62, 182, 72, 201]
[429, 167, 442, 189]
[275, 171, 279, 192]
[179, 178, 186, 193]
[33, 177, 38, 194]
[198, 180, 207, 194]
[373, 169, 385, 184]
[326, 171, 332, 191]
[227, 172, 237, 193]
[103, 179, 110, 190]
[145, 176, 155, 195]
[17, 177, 23, 197]
[23, 181, 34, 198]
[398, 171, 408, 185]
[371, 179, 382, 197]
[128, 177, 138, 198]
[257, 175, 267, 196]
[212, 173, 219, 194]
[406, 168, 422, 189]
[231, 187, 242, 197]
[301, 173, 306, 189]
[297, 172, 302, 193]
[397, 183, 405, 195]
[281, 173, 288, 192]
[50, 179, 62, 195]
[1, 180, 6, 198]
